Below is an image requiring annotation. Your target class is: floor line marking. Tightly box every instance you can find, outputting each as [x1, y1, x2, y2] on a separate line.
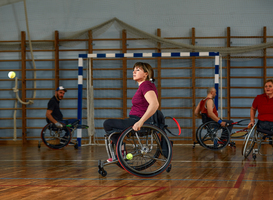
[2, 177, 273, 182]
[234, 160, 250, 188]
[0, 159, 270, 164]
[99, 187, 166, 200]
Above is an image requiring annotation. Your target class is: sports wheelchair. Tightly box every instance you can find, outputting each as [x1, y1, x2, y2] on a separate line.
[193, 114, 231, 150]
[98, 110, 173, 178]
[194, 120, 231, 151]
[193, 115, 250, 151]
[242, 121, 273, 160]
[38, 120, 89, 150]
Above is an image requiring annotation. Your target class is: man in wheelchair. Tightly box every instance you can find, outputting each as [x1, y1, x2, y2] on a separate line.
[46, 86, 77, 129]
[39, 86, 79, 149]
[195, 87, 234, 144]
[103, 62, 159, 162]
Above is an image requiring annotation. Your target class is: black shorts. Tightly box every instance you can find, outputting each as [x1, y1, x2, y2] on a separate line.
[258, 121, 273, 132]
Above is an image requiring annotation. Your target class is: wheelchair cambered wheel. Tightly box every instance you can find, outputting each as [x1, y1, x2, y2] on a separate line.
[41, 123, 72, 149]
[116, 124, 172, 178]
[197, 121, 230, 151]
[242, 124, 257, 158]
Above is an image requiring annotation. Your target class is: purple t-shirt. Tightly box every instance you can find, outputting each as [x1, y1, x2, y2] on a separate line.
[129, 81, 158, 117]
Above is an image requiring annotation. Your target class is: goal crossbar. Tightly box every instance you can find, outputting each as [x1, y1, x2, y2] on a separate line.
[77, 52, 221, 147]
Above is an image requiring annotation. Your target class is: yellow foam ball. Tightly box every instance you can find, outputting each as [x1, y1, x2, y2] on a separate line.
[126, 153, 133, 160]
[8, 71, 16, 79]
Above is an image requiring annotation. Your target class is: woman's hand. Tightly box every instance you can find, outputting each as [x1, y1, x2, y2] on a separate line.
[132, 120, 144, 131]
[248, 121, 255, 128]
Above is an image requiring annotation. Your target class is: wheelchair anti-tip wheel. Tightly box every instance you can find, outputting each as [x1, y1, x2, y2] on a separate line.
[197, 121, 230, 151]
[41, 123, 71, 149]
[242, 124, 257, 158]
[116, 124, 172, 178]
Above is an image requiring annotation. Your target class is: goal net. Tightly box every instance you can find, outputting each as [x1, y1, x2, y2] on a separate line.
[78, 52, 221, 146]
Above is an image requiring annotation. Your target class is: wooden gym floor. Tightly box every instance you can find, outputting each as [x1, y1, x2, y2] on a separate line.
[0, 143, 273, 200]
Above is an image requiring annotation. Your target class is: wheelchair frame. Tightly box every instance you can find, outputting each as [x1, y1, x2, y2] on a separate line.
[98, 124, 173, 178]
[242, 122, 273, 160]
[38, 120, 88, 150]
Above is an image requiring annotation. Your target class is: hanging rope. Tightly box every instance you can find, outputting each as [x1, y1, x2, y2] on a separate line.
[13, 77, 34, 105]
[12, 0, 37, 141]
[23, 0, 37, 97]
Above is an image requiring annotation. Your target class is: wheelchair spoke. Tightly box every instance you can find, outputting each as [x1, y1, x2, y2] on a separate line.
[201, 132, 212, 141]
[134, 132, 144, 149]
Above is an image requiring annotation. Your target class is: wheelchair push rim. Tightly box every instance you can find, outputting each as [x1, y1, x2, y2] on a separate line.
[242, 123, 257, 158]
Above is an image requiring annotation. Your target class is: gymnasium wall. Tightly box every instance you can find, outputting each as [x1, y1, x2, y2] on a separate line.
[1, 0, 273, 143]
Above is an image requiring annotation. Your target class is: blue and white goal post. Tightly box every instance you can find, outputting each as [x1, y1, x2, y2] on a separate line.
[77, 52, 222, 147]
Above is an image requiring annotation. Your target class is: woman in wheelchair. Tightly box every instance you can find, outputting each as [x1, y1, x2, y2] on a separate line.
[242, 80, 273, 159]
[103, 62, 159, 162]
[248, 79, 273, 131]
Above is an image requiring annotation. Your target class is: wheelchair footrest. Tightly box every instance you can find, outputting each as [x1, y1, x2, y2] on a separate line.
[228, 141, 236, 147]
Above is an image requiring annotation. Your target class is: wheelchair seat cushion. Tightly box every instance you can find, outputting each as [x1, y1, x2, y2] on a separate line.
[258, 121, 273, 135]
[48, 123, 58, 131]
[105, 128, 124, 135]
[104, 110, 166, 136]
[201, 113, 214, 124]
[257, 128, 273, 136]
